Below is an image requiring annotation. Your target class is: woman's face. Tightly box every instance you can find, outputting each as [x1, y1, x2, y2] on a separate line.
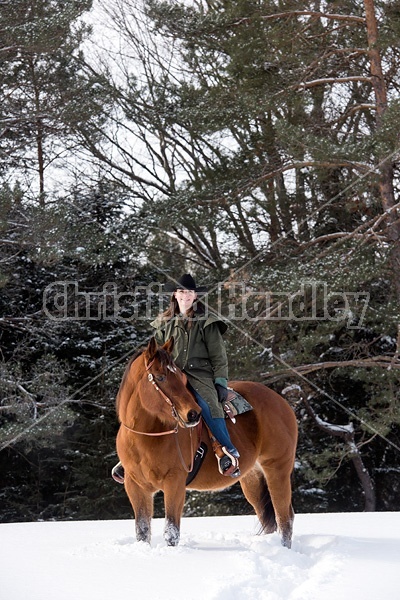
[174, 288, 197, 314]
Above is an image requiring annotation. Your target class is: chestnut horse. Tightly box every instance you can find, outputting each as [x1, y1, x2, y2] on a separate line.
[115, 337, 298, 548]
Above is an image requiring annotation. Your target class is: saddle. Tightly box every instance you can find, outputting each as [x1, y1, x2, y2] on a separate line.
[223, 388, 253, 423]
[185, 389, 253, 485]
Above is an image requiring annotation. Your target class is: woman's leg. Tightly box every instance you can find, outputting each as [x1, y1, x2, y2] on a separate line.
[191, 389, 239, 456]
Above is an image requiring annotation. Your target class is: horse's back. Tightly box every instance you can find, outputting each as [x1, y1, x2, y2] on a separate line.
[230, 380, 295, 417]
[229, 380, 298, 455]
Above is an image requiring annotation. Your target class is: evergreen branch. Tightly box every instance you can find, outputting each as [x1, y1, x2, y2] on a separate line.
[299, 231, 388, 247]
[233, 11, 366, 26]
[256, 159, 372, 183]
[204, 159, 373, 208]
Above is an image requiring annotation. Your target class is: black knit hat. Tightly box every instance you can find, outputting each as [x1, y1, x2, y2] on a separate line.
[164, 274, 208, 293]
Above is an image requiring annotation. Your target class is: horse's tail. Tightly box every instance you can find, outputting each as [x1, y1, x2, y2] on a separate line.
[240, 466, 277, 534]
[258, 477, 277, 534]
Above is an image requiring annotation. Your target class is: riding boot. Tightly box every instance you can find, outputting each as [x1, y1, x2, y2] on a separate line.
[189, 388, 241, 478]
[208, 435, 241, 478]
[216, 447, 241, 478]
[201, 416, 241, 477]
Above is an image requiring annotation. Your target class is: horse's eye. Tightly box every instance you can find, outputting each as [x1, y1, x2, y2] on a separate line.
[155, 374, 166, 382]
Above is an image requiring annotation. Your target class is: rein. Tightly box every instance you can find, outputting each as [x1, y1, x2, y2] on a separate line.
[122, 422, 179, 436]
[121, 357, 199, 473]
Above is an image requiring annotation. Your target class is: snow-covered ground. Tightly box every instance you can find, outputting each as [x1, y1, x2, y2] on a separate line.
[1, 512, 399, 599]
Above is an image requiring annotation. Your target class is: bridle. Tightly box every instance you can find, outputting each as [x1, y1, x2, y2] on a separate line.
[121, 357, 200, 473]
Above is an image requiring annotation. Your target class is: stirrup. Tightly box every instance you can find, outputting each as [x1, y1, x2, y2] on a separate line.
[217, 448, 240, 478]
[111, 461, 125, 484]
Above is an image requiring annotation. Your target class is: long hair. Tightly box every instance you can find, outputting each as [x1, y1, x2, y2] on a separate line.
[158, 295, 205, 328]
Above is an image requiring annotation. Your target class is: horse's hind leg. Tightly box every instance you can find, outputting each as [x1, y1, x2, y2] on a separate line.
[263, 463, 294, 549]
[124, 476, 154, 544]
[240, 464, 277, 534]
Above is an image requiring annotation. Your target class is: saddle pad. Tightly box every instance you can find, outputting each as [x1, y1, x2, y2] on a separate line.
[224, 388, 253, 420]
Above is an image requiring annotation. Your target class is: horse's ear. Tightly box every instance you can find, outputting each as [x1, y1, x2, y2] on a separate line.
[163, 337, 174, 354]
[147, 336, 158, 360]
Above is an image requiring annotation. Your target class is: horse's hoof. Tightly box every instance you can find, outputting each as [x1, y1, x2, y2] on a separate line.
[136, 519, 151, 544]
[280, 525, 293, 549]
[164, 522, 180, 547]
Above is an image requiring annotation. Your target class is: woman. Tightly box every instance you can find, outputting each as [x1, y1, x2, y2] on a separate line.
[151, 273, 240, 477]
[112, 274, 240, 484]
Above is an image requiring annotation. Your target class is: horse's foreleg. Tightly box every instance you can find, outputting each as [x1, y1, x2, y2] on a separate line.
[124, 476, 154, 544]
[162, 478, 187, 546]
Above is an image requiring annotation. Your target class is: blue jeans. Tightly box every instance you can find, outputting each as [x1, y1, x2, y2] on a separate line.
[190, 386, 237, 452]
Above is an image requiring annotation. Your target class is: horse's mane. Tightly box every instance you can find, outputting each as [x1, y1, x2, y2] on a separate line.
[116, 348, 144, 414]
[129, 344, 175, 369]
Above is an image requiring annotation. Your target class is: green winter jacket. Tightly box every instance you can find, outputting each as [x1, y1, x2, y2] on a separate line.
[150, 312, 228, 418]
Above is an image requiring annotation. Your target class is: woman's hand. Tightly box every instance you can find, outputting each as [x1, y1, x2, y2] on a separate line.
[215, 383, 228, 403]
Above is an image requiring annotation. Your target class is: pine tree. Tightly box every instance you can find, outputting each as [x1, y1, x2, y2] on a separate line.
[0, 0, 95, 202]
[91, 0, 400, 511]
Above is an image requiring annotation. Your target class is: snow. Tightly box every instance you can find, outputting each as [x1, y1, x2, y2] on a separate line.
[1, 512, 399, 599]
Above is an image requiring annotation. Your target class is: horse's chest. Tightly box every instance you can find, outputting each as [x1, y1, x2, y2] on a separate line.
[131, 454, 170, 486]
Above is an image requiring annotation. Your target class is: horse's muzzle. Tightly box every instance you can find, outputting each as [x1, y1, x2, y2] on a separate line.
[185, 409, 201, 428]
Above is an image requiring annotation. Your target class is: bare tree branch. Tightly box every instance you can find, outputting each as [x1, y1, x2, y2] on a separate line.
[262, 355, 400, 382]
[301, 395, 376, 511]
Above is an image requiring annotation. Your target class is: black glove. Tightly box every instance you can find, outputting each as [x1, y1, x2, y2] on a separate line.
[215, 383, 228, 403]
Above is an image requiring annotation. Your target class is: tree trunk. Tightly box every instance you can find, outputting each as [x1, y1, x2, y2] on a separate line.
[364, 0, 400, 301]
[349, 449, 376, 511]
[302, 396, 376, 511]
[29, 55, 45, 205]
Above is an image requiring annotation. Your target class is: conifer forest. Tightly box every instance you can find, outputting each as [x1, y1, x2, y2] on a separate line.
[1, 0, 400, 521]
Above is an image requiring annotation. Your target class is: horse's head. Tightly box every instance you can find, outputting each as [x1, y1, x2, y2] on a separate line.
[141, 337, 202, 428]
